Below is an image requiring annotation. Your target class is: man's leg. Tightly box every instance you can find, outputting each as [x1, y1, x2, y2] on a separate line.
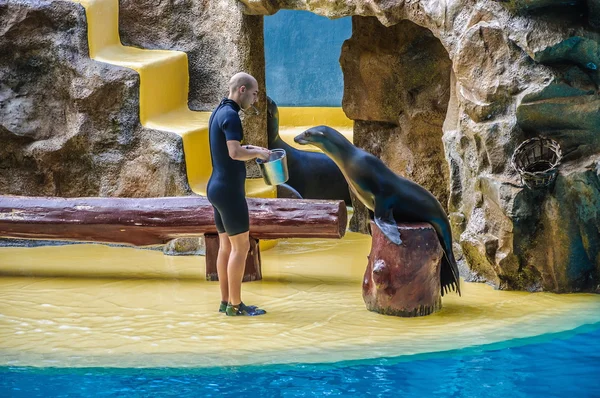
[220, 195, 265, 316]
[216, 232, 232, 304]
[226, 231, 250, 306]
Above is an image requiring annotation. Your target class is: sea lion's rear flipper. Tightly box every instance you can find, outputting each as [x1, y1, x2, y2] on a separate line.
[374, 205, 402, 245]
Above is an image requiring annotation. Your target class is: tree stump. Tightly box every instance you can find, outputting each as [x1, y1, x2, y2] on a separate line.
[204, 235, 262, 282]
[362, 221, 443, 317]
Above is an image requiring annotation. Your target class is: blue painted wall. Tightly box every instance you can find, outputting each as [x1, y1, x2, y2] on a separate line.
[264, 10, 352, 107]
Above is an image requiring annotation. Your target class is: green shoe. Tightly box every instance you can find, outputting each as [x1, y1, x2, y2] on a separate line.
[225, 302, 266, 316]
[219, 301, 259, 313]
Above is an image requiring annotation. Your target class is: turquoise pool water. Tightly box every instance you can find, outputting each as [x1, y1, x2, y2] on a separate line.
[2, 322, 599, 397]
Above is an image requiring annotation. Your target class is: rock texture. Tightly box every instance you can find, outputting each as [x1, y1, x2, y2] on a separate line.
[241, 0, 600, 292]
[341, 17, 452, 211]
[2, 0, 599, 292]
[1, 0, 268, 198]
[163, 237, 205, 256]
[0, 0, 190, 197]
[460, 158, 600, 293]
[118, 0, 268, 148]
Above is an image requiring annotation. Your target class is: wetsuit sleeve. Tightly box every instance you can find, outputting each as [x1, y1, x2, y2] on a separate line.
[221, 111, 243, 142]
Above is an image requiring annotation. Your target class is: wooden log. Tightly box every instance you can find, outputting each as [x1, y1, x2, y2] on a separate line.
[0, 195, 347, 246]
[204, 234, 262, 282]
[362, 221, 442, 317]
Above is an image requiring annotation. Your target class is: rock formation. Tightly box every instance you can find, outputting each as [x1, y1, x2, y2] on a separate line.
[0, 0, 266, 198]
[241, 0, 600, 292]
[0, 1, 190, 197]
[118, 0, 268, 147]
[341, 17, 452, 216]
[2, 0, 598, 292]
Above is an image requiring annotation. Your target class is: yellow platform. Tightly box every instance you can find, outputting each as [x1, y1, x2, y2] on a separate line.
[279, 107, 353, 128]
[1, 232, 599, 368]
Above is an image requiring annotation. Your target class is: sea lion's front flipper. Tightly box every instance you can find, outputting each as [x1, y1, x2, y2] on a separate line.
[374, 205, 402, 245]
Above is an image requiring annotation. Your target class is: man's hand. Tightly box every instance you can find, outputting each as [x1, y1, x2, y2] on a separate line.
[244, 145, 270, 161]
[253, 147, 271, 161]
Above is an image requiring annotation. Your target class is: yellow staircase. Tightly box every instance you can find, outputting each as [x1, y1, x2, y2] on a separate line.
[71, 0, 274, 199]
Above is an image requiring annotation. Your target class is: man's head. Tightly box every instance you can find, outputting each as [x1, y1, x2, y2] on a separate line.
[228, 72, 258, 110]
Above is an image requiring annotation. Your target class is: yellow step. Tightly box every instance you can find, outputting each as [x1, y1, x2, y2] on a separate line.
[96, 47, 190, 123]
[146, 108, 212, 195]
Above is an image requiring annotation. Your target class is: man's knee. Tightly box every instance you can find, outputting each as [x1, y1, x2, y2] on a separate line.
[218, 233, 231, 252]
[234, 240, 250, 254]
[230, 234, 250, 253]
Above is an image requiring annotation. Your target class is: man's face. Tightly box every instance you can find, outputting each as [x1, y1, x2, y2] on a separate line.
[240, 82, 258, 110]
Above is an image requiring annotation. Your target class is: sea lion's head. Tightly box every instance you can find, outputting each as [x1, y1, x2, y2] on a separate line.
[293, 126, 331, 150]
[295, 125, 350, 154]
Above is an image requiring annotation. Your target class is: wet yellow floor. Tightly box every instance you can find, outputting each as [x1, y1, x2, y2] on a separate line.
[1, 232, 599, 368]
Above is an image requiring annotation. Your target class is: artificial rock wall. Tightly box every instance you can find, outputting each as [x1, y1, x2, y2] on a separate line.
[0, 0, 188, 197]
[118, 0, 268, 147]
[242, 0, 600, 293]
[2, 0, 599, 292]
[341, 17, 452, 211]
[0, 0, 266, 198]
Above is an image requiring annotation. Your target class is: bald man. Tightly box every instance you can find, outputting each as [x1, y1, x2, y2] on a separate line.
[207, 72, 271, 316]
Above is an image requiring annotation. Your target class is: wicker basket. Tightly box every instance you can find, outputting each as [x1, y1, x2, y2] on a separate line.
[511, 137, 562, 189]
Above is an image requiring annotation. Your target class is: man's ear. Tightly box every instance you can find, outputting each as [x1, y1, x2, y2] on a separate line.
[239, 85, 246, 93]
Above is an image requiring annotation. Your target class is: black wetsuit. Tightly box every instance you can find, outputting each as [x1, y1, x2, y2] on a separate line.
[207, 98, 248, 236]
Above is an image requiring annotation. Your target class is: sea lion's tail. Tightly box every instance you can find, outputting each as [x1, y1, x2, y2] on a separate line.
[432, 219, 461, 296]
[441, 249, 461, 296]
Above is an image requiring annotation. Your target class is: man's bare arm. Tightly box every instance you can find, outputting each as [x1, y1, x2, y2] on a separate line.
[227, 141, 270, 161]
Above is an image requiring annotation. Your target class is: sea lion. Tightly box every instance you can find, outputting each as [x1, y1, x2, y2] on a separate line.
[294, 125, 460, 296]
[267, 97, 351, 205]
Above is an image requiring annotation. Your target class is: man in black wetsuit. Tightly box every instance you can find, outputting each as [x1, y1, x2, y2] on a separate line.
[207, 72, 271, 316]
